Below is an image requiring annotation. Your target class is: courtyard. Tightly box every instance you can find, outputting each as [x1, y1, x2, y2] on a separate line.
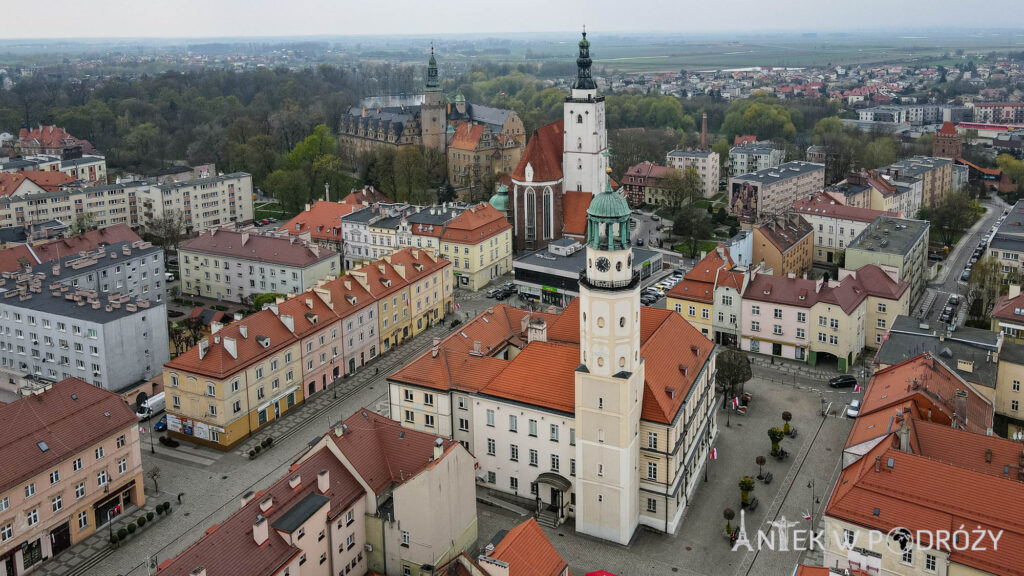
[476, 374, 855, 576]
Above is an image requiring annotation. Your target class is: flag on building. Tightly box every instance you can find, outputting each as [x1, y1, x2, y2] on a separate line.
[710, 448, 718, 460]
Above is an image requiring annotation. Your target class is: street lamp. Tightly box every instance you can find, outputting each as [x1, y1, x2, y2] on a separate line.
[807, 480, 819, 533]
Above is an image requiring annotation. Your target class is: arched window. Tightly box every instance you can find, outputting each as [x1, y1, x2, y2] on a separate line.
[577, 114, 583, 124]
[577, 137, 583, 150]
[542, 188, 553, 239]
[524, 188, 536, 241]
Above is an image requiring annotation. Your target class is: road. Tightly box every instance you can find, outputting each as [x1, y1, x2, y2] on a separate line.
[918, 195, 1009, 328]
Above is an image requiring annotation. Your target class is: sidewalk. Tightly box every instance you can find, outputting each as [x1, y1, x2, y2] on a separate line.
[41, 501, 159, 576]
[747, 352, 873, 380]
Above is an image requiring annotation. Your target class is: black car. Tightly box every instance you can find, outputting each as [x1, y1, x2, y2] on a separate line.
[828, 375, 858, 388]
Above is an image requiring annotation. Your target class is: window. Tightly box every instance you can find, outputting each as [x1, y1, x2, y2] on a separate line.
[1014, 380, 1021, 392]
[116, 435, 126, 448]
[819, 315, 827, 326]
[797, 312, 806, 323]
[648, 432, 658, 450]
[487, 438, 496, 455]
[570, 458, 576, 476]
[486, 471, 496, 483]
[597, 463, 604, 476]
[424, 414, 434, 427]
[403, 566, 412, 576]
[457, 397, 467, 410]
[843, 529, 855, 546]
[1012, 400, 1019, 412]
[796, 327, 806, 339]
[751, 306, 760, 316]
[528, 419, 537, 437]
[925, 554, 936, 572]
[829, 335, 839, 345]
[458, 418, 469, 431]
[404, 410, 415, 423]
[76, 482, 85, 499]
[118, 458, 128, 474]
[50, 470, 60, 485]
[401, 531, 410, 546]
[52, 495, 62, 512]
[25, 483, 35, 498]
[78, 511, 89, 529]
[95, 446, 104, 459]
[510, 444, 519, 461]
[818, 332, 827, 343]
[27, 509, 38, 526]
[647, 498, 657, 513]
[647, 462, 658, 480]
[550, 424, 559, 442]
[830, 318, 839, 330]
[0, 497, 7, 513]
[751, 321, 760, 332]
[1, 523, 11, 542]
[510, 477, 519, 491]
[509, 415, 518, 432]
[722, 295, 733, 306]
[901, 547, 913, 565]
[529, 449, 538, 466]
[73, 458, 82, 471]
[486, 409, 495, 427]
[570, 428, 576, 446]
[299, 554, 306, 566]
[688, 305, 696, 317]
[774, 308, 783, 319]
[97, 470, 108, 486]
[702, 308, 710, 319]
[773, 324, 783, 335]
[877, 303, 887, 313]
[551, 455, 560, 472]
[403, 389, 414, 402]
[206, 382, 216, 397]
[423, 393, 434, 406]
[233, 400, 242, 414]
[345, 510, 354, 526]
[231, 380, 239, 393]
[877, 319, 887, 329]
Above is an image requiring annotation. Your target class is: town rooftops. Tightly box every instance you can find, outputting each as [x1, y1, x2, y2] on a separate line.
[153, 171, 250, 191]
[994, 199, 1024, 239]
[514, 240, 660, 276]
[0, 170, 75, 196]
[728, 145, 778, 155]
[624, 161, 674, 181]
[165, 308, 297, 379]
[340, 185, 390, 206]
[439, 203, 511, 244]
[448, 102, 513, 133]
[0, 378, 138, 491]
[666, 149, 716, 159]
[179, 228, 337, 268]
[277, 200, 361, 243]
[874, 315, 1001, 389]
[755, 213, 813, 254]
[730, 161, 824, 183]
[329, 408, 454, 494]
[487, 518, 571, 576]
[846, 216, 928, 257]
[158, 448, 363, 576]
[791, 191, 891, 223]
[666, 245, 744, 303]
[512, 119, 564, 183]
[991, 288, 1024, 323]
[743, 265, 908, 314]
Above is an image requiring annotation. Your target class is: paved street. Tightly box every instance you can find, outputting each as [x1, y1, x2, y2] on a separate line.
[476, 371, 855, 576]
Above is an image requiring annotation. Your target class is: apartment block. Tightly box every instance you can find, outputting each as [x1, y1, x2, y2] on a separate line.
[438, 203, 511, 290]
[728, 144, 784, 176]
[0, 379, 144, 576]
[728, 161, 825, 224]
[665, 149, 720, 198]
[666, 245, 747, 346]
[791, 191, 892, 266]
[882, 156, 952, 209]
[751, 213, 814, 278]
[158, 409, 477, 576]
[178, 228, 341, 303]
[137, 172, 254, 232]
[844, 216, 929, 307]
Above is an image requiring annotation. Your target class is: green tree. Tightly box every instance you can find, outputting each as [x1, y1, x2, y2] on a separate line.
[712, 139, 730, 171]
[997, 154, 1024, 191]
[967, 256, 1007, 324]
[724, 508, 736, 534]
[251, 293, 286, 311]
[715, 348, 752, 409]
[721, 95, 797, 141]
[673, 206, 714, 257]
[930, 191, 976, 246]
[143, 209, 188, 253]
[71, 213, 97, 235]
[265, 169, 310, 216]
[782, 411, 793, 435]
[393, 146, 429, 204]
[858, 137, 897, 170]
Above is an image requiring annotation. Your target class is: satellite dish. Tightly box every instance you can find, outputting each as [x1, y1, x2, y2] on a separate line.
[135, 392, 149, 414]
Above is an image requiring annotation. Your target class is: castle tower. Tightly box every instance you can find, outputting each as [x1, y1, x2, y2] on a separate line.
[563, 30, 609, 195]
[574, 165, 643, 545]
[933, 122, 962, 159]
[422, 45, 447, 152]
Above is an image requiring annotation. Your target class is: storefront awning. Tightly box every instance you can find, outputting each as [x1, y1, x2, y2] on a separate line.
[535, 472, 572, 492]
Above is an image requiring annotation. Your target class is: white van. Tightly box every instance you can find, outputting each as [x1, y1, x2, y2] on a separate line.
[136, 392, 165, 420]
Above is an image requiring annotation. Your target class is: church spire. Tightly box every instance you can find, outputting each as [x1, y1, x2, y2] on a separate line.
[574, 28, 596, 91]
[426, 43, 440, 90]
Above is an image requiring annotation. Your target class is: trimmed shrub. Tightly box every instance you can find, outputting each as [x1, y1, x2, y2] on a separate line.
[254, 445, 262, 454]
[127, 523, 137, 534]
[147, 511, 155, 521]
[117, 528, 128, 540]
[249, 449, 256, 459]
[265, 437, 274, 447]
[137, 516, 147, 528]
[110, 535, 119, 545]
[162, 501, 171, 513]
[261, 438, 270, 448]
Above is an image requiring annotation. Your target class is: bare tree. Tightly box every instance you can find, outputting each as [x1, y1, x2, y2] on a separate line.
[145, 209, 189, 254]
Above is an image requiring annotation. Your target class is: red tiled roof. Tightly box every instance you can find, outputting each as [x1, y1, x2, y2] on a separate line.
[755, 214, 813, 253]
[165, 309, 296, 379]
[159, 448, 363, 576]
[826, 436, 1024, 576]
[275, 289, 339, 338]
[319, 273, 377, 318]
[278, 201, 360, 243]
[450, 123, 485, 150]
[512, 120, 564, 183]
[991, 291, 1024, 321]
[624, 161, 674, 181]
[490, 518, 571, 576]
[791, 191, 891, 223]
[744, 265, 908, 314]
[0, 378, 138, 491]
[0, 245, 36, 273]
[340, 186, 391, 206]
[440, 203, 511, 243]
[562, 191, 592, 237]
[481, 340, 581, 414]
[957, 157, 1003, 177]
[734, 135, 757, 146]
[330, 409, 452, 494]
[666, 278, 714, 303]
[667, 245, 741, 302]
[18, 125, 80, 148]
[30, 224, 142, 265]
[181, 228, 337, 268]
[938, 121, 958, 135]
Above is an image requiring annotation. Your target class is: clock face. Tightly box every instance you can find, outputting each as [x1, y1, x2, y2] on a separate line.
[596, 257, 611, 272]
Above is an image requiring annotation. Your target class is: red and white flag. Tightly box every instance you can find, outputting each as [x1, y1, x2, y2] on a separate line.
[455, 302, 461, 310]
[732, 397, 740, 408]
[710, 448, 718, 460]
[803, 512, 812, 521]
[854, 384, 862, 393]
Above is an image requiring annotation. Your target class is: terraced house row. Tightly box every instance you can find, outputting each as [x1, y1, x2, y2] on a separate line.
[163, 247, 453, 450]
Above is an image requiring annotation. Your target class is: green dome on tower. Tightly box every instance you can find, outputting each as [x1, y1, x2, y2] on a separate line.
[488, 184, 510, 213]
[454, 91, 466, 103]
[586, 168, 631, 251]
[587, 169, 630, 219]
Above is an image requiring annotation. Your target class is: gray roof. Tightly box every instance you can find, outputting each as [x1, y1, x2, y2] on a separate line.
[60, 156, 104, 168]
[806, 145, 827, 154]
[668, 149, 717, 159]
[881, 156, 952, 179]
[875, 315, 1000, 388]
[826, 182, 872, 199]
[994, 199, 1024, 239]
[154, 172, 250, 191]
[999, 341, 1024, 366]
[456, 103, 512, 132]
[989, 235, 1024, 253]
[271, 492, 330, 533]
[728, 146, 778, 156]
[515, 243, 660, 275]
[847, 216, 928, 257]
[731, 161, 824, 184]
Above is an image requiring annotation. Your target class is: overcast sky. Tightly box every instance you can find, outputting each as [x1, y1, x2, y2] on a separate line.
[1, 0, 1023, 39]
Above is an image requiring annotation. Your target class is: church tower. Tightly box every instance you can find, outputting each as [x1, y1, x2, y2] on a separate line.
[563, 30, 609, 195]
[422, 46, 447, 152]
[574, 165, 643, 545]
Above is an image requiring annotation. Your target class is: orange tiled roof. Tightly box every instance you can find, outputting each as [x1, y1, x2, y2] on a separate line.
[490, 518, 572, 576]
[0, 170, 74, 196]
[278, 201, 360, 243]
[31, 224, 141, 264]
[512, 120, 564, 183]
[481, 340, 581, 414]
[440, 203, 511, 244]
[666, 278, 714, 303]
[450, 123, 485, 150]
[667, 245, 741, 302]
[340, 186, 391, 206]
[562, 190, 592, 237]
[791, 191, 892, 224]
[991, 291, 1024, 321]
[755, 213, 813, 253]
[275, 289, 339, 338]
[165, 309, 296, 379]
[0, 245, 37, 273]
[938, 121, 958, 135]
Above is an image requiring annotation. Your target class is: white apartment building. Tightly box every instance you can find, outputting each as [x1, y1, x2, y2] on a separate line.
[728, 145, 784, 176]
[665, 149, 720, 198]
[137, 172, 254, 232]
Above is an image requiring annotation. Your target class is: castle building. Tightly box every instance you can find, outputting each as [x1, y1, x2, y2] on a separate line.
[388, 171, 717, 544]
[932, 121, 963, 159]
[509, 32, 616, 253]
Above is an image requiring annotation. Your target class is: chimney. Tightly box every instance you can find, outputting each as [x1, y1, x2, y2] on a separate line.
[432, 437, 444, 461]
[528, 318, 548, 343]
[470, 341, 483, 356]
[701, 112, 708, 149]
[259, 496, 273, 512]
[874, 455, 882, 472]
[239, 491, 256, 509]
[223, 336, 238, 359]
[1010, 284, 1022, 300]
[210, 321, 223, 334]
[899, 424, 911, 453]
[198, 339, 210, 360]
[289, 474, 301, 489]
[317, 469, 330, 494]
[253, 515, 269, 546]
[520, 314, 530, 334]
[280, 314, 295, 333]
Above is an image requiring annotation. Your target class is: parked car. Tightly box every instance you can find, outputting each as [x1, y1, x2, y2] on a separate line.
[267, 217, 277, 223]
[828, 375, 858, 388]
[949, 295, 960, 306]
[846, 399, 861, 418]
[153, 415, 168, 432]
[651, 215, 661, 221]
[671, 270, 685, 277]
[260, 219, 270, 225]
[486, 288, 502, 298]
[961, 269, 971, 282]
[636, 238, 645, 246]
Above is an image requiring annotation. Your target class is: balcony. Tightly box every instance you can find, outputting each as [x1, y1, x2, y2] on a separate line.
[578, 270, 640, 291]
